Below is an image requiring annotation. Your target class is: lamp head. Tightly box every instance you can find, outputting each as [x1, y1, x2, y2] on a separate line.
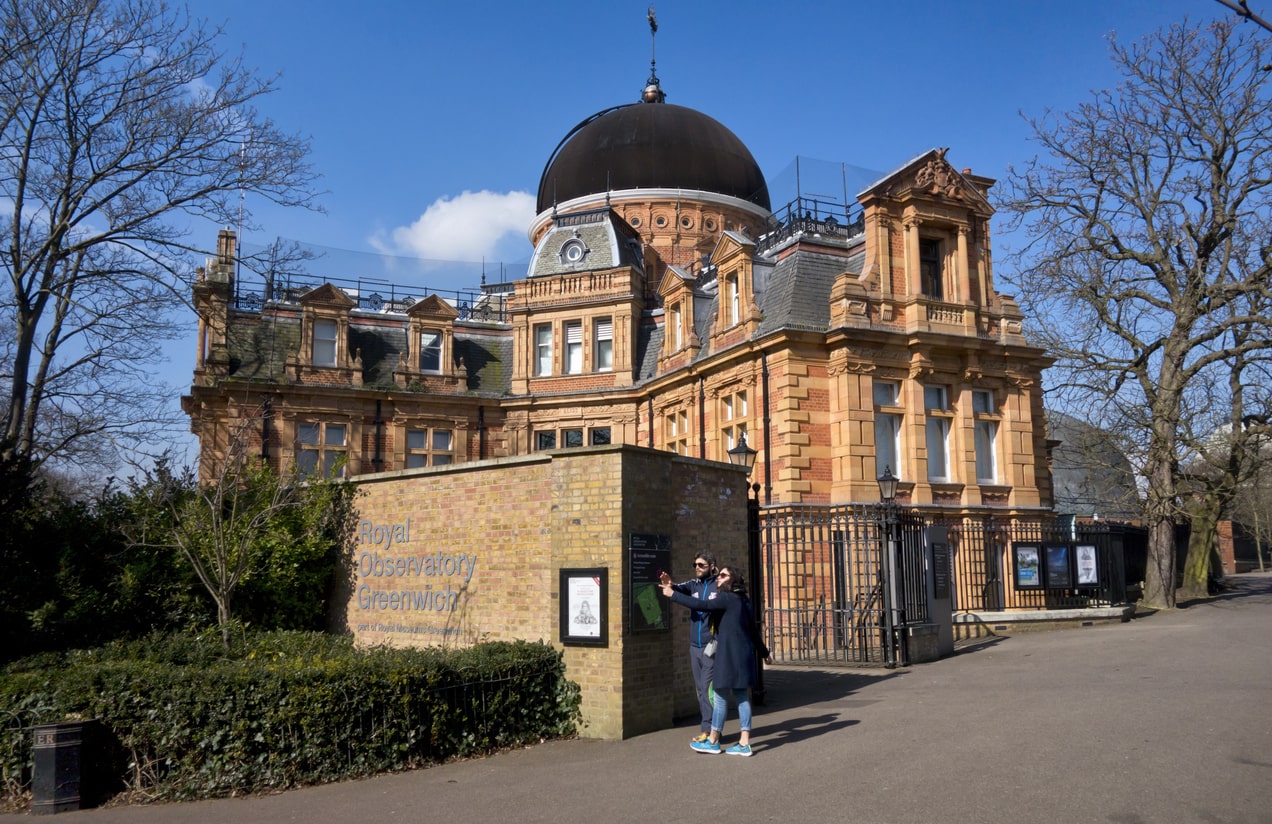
[877, 466, 899, 503]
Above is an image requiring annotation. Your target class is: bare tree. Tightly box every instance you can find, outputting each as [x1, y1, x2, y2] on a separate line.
[1001, 19, 1272, 608]
[1, 0, 319, 471]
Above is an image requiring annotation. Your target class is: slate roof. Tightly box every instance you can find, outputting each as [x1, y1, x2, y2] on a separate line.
[349, 325, 406, 389]
[222, 309, 510, 396]
[1047, 411, 1142, 520]
[454, 332, 512, 395]
[635, 319, 664, 383]
[225, 313, 299, 382]
[757, 249, 864, 336]
[528, 208, 644, 277]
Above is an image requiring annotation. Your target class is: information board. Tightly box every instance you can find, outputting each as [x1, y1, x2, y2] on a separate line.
[628, 532, 671, 632]
[931, 541, 951, 600]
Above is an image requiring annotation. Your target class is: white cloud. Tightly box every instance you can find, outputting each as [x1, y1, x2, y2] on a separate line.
[375, 190, 535, 262]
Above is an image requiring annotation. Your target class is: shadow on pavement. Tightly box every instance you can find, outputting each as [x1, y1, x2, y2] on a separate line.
[1177, 571, 1272, 609]
[751, 713, 861, 751]
[759, 665, 896, 712]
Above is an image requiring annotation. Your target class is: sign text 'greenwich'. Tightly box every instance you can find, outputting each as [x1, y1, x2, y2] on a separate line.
[355, 518, 477, 614]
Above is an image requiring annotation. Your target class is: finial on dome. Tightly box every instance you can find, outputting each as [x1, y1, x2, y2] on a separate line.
[642, 7, 666, 103]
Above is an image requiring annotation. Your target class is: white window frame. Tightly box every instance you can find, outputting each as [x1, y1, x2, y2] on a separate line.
[313, 319, 338, 367]
[972, 390, 998, 483]
[924, 385, 950, 482]
[564, 321, 583, 374]
[875, 414, 901, 479]
[594, 317, 613, 372]
[534, 324, 552, 376]
[873, 381, 902, 479]
[420, 330, 442, 373]
[975, 419, 997, 483]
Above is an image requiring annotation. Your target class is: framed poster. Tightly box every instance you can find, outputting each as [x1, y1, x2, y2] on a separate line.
[1075, 544, 1099, 586]
[628, 533, 671, 632]
[560, 568, 608, 646]
[1014, 544, 1042, 589]
[1045, 545, 1072, 588]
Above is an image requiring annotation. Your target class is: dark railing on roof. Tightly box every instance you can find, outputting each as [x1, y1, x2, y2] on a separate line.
[231, 271, 513, 324]
[757, 195, 865, 256]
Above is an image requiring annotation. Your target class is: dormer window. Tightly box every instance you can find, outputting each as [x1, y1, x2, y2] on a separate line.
[559, 237, 589, 266]
[420, 330, 442, 373]
[726, 272, 740, 326]
[402, 294, 459, 383]
[313, 319, 338, 366]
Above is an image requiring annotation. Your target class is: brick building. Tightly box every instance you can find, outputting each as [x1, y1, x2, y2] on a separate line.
[182, 69, 1054, 515]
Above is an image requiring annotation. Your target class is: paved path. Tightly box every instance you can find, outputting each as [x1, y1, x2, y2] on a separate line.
[9, 573, 1272, 824]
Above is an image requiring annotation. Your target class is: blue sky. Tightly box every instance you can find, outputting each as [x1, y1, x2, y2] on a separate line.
[159, 0, 1252, 461]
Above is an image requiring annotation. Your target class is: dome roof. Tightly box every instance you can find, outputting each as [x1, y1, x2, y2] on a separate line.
[536, 102, 770, 215]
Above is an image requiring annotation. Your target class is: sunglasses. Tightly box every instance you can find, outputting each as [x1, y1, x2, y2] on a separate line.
[694, 562, 710, 568]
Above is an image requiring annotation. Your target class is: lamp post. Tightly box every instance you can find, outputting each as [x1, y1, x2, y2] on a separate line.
[877, 466, 902, 668]
[727, 433, 765, 703]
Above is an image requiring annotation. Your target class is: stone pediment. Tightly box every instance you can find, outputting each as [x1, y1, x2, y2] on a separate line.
[299, 282, 356, 309]
[712, 230, 756, 264]
[657, 265, 695, 297]
[407, 294, 460, 320]
[862, 148, 993, 216]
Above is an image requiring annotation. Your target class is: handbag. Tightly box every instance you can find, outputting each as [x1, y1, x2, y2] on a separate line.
[703, 638, 717, 658]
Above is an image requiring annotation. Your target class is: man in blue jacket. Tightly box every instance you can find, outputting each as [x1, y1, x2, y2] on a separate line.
[663, 552, 718, 743]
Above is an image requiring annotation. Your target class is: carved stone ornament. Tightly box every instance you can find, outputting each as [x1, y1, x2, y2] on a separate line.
[914, 149, 964, 200]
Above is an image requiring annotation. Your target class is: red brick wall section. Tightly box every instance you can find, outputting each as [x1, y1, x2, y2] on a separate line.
[346, 445, 750, 740]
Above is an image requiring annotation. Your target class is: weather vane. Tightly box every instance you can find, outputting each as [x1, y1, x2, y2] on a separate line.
[642, 7, 665, 103]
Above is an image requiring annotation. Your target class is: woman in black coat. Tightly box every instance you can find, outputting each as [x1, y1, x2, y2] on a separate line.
[660, 565, 769, 756]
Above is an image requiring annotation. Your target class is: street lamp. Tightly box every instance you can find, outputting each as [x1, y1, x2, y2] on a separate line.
[728, 432, 765, 702]
[727, 432, 758, 473]
[876, 466, 902, 667]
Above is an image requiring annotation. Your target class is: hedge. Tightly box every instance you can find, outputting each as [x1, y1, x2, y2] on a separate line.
[1, 631, 582, 805]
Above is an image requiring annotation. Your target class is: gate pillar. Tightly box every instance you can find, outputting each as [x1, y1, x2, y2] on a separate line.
[915, 525, 955, 661]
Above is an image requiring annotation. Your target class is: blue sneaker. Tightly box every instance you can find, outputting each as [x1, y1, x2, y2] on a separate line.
[725, 743, 753, 757]
[690, 739, 722, 754]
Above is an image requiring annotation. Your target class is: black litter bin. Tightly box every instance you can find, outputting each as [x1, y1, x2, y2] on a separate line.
[31, 722, 87, 814]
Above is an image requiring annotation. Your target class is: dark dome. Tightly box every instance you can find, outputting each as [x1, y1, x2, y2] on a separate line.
[537, 103, 770, 214]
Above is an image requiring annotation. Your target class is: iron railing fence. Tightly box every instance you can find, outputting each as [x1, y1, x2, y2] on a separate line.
[230, 270, 513, 323]
[756, 507, 1143, 667]
[756, 195, 866, 256]
[759, 503, 905, 666]
[929, 515, 1140, 612]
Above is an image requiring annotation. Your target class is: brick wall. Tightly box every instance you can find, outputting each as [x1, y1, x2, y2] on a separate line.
[345, 444, 750, 740]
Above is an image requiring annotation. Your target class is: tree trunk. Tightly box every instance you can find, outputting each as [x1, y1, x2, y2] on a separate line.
[1255, 508, 1267, 573]
[1140, 447, 1179, 609]
[1180, 498, 1219, 601]
[217, 598, 232, 649]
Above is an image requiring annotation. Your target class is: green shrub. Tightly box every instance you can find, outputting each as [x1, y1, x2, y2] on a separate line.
[1, 632, 581, 805]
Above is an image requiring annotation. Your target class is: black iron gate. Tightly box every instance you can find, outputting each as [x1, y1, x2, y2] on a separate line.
[757, 503, 926, 667]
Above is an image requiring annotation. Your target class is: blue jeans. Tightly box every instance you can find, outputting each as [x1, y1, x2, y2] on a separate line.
[711, 688, 752, 734]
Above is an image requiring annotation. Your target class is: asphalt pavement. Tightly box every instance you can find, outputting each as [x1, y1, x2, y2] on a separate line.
[8, 572, 1272, 824]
